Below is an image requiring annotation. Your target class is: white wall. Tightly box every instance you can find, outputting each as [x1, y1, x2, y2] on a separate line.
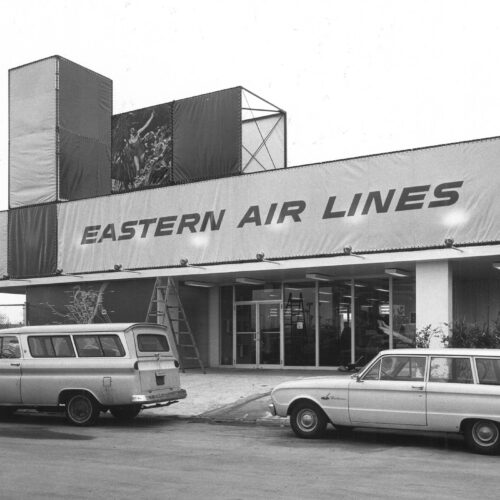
[416, 260, 452, 345]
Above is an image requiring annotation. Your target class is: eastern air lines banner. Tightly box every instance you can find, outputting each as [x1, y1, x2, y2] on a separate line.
[58, 138, 500, 274]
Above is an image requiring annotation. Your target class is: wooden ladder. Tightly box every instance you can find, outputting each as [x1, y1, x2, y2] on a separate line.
[145, 277, 205, 373]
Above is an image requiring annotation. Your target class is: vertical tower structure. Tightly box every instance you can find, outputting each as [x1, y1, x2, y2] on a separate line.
[9, 56, 112, 208]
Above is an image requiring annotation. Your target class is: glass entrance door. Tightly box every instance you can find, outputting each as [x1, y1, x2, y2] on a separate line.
[235, 301, 281, 367]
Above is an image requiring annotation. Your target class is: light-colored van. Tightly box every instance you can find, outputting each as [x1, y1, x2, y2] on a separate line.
[0, 323, 186, 426]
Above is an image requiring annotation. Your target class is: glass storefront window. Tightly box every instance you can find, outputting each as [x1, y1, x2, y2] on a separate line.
[318, 283, 351, 366]
[235, 283, 282, 302]
[392, 277, 416, 348]
[354, 278, 390, 365]
[284, 283, 315, 366]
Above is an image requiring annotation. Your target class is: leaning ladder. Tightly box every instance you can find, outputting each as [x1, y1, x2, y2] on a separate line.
[145, 277, 205, 373]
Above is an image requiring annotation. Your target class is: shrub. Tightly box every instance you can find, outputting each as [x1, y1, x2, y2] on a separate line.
[448, 320, 500, 348]
[415, 324, 448, 348]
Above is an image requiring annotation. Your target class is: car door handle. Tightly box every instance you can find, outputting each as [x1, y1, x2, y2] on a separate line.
[10, 363, 20, 367]
[411, 385, 424, 390]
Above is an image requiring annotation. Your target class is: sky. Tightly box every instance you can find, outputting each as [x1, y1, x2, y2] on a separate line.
[1, 0, 500, 306]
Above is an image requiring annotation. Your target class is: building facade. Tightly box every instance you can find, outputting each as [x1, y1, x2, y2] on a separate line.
[1, 56, 500, 369]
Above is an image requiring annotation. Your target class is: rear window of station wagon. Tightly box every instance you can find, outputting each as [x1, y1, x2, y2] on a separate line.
[137, 334, 170, 352]
[28, 334, 125, 358]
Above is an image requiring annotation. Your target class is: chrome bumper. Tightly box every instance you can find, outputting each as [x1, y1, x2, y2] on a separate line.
[132, 388, 187, 404]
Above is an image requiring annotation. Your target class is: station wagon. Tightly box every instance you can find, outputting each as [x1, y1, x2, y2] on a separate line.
[0, 323, 186, 426]
[270, 349, 500, 454]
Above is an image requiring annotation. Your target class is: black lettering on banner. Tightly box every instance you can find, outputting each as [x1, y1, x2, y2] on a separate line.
[118, 220, 138, 240]
[200, 210, 226, 232]
[428, 181, 464, 208]
[264, 203, 278, 225]
[347, 193, 362, 217]
[237, 206, 262, 228]
[362, 190, 396, 215]
[277, 200, 306, 223]
[138, 218, 157, 238]
[81, 225, 101, 245]
[177, 213, 201, 234]
[98, 223, 117, 243]
[322, 197, 346, 219]
[395, 185, 431, 211]
[155, 216, 177, 236]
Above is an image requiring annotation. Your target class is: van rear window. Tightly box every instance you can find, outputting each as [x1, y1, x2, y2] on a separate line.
[137, 334, 170, 352]
[28, 336, 75, 358]
[74, 335, 125, 357]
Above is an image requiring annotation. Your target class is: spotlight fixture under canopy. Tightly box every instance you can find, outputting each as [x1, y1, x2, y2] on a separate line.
[444, 237, 464, 252]
[305, 273, 333, 282]
[343, 245, 364, 259]
[255, 251, 280, 265]
[184, 280, 215, 288]
[235, 277, 265, 285]
[179, 257, 206, 270]
[492, 262, 500, 270]
[384, 268, 410, 278]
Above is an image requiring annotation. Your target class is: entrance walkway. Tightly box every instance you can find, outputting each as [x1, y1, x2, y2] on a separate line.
[148, 368, 351, 422]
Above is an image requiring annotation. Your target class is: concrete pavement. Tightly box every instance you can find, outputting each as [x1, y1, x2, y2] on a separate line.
[148, 368, 352, 425]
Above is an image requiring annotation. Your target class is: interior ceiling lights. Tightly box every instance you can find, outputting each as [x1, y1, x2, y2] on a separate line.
[305, 273, 333, 282]
[235, 277, 265, 285]
[384, 268, 410, 278]
[184, 280, 215, 288]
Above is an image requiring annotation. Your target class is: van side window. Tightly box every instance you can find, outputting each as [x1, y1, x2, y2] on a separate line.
[74, 335, 125, 357]
[430, 357, 473, 383]
[28, 336, 75, 358]
[475, 358, 500, 385]
[0, 336, 21, 359]
[137, 334, 170, 352]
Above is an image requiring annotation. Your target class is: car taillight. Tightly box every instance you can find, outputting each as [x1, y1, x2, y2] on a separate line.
[174, 360, 179, 368]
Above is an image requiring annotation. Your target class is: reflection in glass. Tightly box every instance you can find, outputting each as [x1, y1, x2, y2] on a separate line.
[259, 303, 280, 364]
[354, 278, 390, 365]
[392, 278, 416, 348]
[284, 283, 315, 366]
[235, 284, 282, 302]
[318, 284, 351, 366]
[236, 304, 256, 364]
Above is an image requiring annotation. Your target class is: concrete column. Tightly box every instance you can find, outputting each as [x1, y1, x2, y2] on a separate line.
[416, 261, 452, 346]
[208, 287, 220, 367]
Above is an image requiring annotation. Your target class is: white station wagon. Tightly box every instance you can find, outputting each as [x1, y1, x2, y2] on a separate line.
[0, 323, 186, 426]
[270, 348, 500, 454]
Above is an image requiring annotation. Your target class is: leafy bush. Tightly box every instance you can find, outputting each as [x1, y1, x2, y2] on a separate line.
[415, 325, 448, 348]
[448, 320, 500, 348]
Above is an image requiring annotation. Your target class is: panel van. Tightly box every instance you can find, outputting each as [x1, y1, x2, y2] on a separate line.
[0, 323, 186, 426]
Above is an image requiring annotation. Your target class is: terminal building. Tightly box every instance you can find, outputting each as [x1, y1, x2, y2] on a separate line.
[1, 55, 500, 369]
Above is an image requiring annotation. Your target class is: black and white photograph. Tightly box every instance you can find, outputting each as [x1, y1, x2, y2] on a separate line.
[1, 1, 500, 498]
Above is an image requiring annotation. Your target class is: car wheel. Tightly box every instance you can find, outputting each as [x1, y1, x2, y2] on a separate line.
[290, 401, 328, 439]
[65, 394, 100, 426]
[110, 405, 142, 421]
[464, 420, 500, 455]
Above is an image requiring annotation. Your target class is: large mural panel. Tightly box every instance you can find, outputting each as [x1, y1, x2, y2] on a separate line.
[111, 103, 173, 193]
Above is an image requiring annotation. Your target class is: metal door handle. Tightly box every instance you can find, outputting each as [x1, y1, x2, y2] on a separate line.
[10, 363, 20, 367]
[411, 385, 424, 390]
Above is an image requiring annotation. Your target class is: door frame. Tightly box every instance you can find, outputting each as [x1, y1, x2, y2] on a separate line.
[233, 300, 283, 368]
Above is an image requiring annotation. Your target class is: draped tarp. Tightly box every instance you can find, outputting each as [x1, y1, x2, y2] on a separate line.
[58, 57, 112, 200]
[0, 211, 7, 277]
[9, 57, 57, 208]
[173, 87, 241, 182]
[26, 279, 155, 325]
[9, 56, 112, 207]
[58, 137, 500, 273]
[9, 204, 57, 278]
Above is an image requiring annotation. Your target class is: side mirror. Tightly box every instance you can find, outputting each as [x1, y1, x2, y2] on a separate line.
[350, 373, 361, 381]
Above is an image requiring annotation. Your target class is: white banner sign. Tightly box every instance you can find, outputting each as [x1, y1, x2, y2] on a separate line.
[58, 138, 500, 273]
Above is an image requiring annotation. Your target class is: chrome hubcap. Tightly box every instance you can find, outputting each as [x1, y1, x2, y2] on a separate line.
[472, 421, 499, 446]
[297, 409, 318, 432]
